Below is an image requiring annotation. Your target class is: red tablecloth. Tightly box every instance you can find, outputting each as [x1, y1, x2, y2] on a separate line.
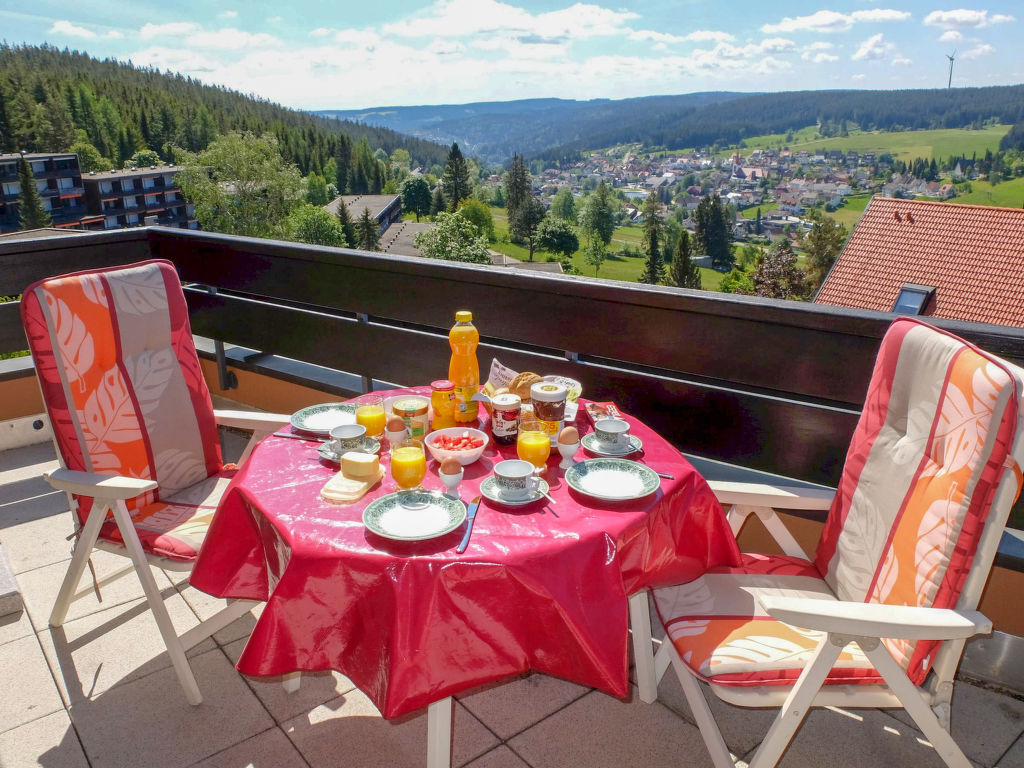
[190, 388, 740, 718]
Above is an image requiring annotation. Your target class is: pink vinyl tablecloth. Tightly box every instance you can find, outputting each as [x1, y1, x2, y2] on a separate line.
[190, 387, 741, 718]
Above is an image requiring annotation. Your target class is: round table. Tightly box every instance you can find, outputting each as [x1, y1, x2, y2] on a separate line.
[190, 387, 740, 718]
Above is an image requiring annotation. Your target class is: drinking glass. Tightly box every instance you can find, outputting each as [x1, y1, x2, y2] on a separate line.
[354, 394, 386, 438]
[517, 419, 551, 474]
[391, 439, 427, 506]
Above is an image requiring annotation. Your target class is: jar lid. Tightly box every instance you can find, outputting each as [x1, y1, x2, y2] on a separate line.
[393, 396, 429, 416]
[530, 382, 567, 402]
[492, 393, 522, 408]
[455, 310, 472, 322]
[430, 379, 454, 390]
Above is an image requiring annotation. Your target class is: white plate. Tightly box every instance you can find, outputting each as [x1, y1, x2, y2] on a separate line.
[480, 476, 551, 507]
[362, 491, 467, 541]
[565, 459, 660, 501]
[581, 432, 643, 457]
[290, 403, 357, 436]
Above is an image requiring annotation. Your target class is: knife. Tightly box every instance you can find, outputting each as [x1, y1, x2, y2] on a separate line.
[456, 495, 482, 554]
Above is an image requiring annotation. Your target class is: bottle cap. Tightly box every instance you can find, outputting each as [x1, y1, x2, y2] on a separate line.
[530, 382, 567, 402]
[455, 310, 472, 323]
[431, 379, 454, 391]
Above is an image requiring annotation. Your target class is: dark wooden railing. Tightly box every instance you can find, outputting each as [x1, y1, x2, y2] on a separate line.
[5, 226, 1024, 497]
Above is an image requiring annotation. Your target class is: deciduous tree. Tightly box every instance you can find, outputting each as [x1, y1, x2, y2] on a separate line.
[305, 172, 330, 205]
[536, 216, 579, 259]
[583, 236, 606, 276]
[285, 203, 347, 247]
[70, 140, 111, 173]
[401, 177, 431, 222]
[800, 208, 848, 291]
[456, 198, 495, 240]
[578, 182, 615, 246]
[414, 211, 491, 264]
[752, 237, 807, 300]
[550, 187, 576, 222]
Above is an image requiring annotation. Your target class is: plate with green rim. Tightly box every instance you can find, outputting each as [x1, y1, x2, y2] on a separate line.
[362, 491, 467, 541]
[580, 432, 643, 457]
[565, 458, 660, 501]
[318, 438, 381, 463]
[290, 402, 357, 437]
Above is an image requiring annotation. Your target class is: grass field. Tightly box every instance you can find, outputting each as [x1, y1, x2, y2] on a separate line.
[721, 125, 1010, 163]
[826, 194, 873, 229]
[948, 177, 1024, 208]
[741, 202, 779, 219]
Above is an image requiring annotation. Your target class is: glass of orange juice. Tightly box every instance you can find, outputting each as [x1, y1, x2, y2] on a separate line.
[391, 439, 427, 506]
[517, 419, 551, 474]
[355, 394, 386, 438]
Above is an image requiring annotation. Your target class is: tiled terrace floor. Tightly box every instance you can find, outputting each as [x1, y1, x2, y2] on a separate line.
[3, 433, 1024, 768]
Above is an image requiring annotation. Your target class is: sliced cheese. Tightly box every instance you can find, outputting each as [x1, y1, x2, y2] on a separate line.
[340, 451, 380, 480]
[320, 465, 384, 504]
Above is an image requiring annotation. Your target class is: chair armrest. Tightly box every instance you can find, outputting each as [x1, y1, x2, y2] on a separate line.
[44, 468, 158, 501]
[708, 480, 835, 511]
[758, 595, 992, 640]
[214, 409, 290, 432]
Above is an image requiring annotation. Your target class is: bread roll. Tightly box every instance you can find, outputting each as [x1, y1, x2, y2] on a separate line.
[509, 372, 543, 401]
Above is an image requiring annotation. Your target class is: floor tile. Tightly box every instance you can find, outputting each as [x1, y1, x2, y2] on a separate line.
[69, 647, 271, 768]
[17, 549, 175, 628]
[458, 673, 589, 739]
[508, 686, 716, 768]
[283, 691, 498, 768]
[462, 745, 532, 768]
[0, 634, 64, 735]
[0, 709, 89, 768]
[224, 637, 357, 723]
[38, 592, 214, 705]
[171, 579, 262, 646]
[888, 681, 1024, 767]
[0, 606, 34, 646]
[186, 727, 307, 768]
[997, 731, 1024, 767]
[0, 492, 75, 575]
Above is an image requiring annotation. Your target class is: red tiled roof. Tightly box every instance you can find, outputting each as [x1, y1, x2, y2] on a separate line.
[815, 197, 1024, 327]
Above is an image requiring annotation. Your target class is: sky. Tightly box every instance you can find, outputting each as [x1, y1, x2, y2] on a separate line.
[1, 1, 1021, 110]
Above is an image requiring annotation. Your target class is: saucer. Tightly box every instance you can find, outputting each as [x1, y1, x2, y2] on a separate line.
[480, 475, 551, 507]
[318, 437, 381, 463]
[581, 432, 643, 457]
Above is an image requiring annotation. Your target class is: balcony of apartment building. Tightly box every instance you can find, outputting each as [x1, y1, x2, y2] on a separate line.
[2, 227, 1024, 768]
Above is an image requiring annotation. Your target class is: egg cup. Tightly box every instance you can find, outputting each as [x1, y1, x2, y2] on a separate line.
[439, 469, 463, 499]
[558, 439, 580, 469]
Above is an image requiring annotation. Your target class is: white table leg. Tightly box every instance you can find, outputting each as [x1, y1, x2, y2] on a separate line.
[282, 672, 301, 693]
[426, 696, 454, 768]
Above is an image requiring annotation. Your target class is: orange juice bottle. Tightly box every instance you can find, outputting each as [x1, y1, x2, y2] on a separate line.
[448, 310, 479, 423]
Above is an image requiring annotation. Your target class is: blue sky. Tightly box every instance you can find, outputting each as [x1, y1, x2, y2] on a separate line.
[1, 1, 1021, 109]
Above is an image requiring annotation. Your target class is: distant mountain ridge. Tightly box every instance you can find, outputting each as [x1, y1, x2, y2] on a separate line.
[317, 86, 1024, 165]
[316, 93, 749, 163]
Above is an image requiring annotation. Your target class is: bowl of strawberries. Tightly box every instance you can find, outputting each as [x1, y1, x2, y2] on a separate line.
[424, 427, 489, 466]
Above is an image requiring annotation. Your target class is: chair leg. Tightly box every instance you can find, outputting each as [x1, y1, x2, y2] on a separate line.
[865, 643, 972, 768]
[50, 501, 109, 627]
[426, 696, 454, 768]
[629, 591, 659, 703]
[747, 637, 843, 768]
[282, 672, 302, 694]
[110, 500, 203, 706]
[669, 644, 736, 768]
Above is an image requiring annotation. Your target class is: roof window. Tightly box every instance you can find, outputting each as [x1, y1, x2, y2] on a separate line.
[893, 284, 935, 315]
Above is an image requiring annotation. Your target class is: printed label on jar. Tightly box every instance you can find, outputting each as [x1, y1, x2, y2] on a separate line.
[537, 418, 562, 442]
[493, 406, 520, 438]
[454, 386, 477, 414]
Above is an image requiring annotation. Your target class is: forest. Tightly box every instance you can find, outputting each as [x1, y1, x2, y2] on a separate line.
[0, 44, 448, 174]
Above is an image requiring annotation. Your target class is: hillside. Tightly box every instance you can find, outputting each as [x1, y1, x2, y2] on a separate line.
[323, 86, 1024, 165]
[317, 92, 748, 163]
[0, 44, 448, 174]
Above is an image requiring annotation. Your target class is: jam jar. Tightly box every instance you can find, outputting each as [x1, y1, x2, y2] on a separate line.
[491, 392, 522, 445]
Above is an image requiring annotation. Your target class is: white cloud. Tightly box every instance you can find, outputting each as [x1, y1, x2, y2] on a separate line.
[218, 11, 238, 19]
[852, 33, 891, 61]
[939, 29, 963, 42]
[128, 46, 222, 74]
[140, 22, 201, 39]
[310, 27, 332, 37]
[49, 20, 122, 39]
[923, 10, 1015, 29]
[801, 41, 838, 61]
[267, 16, 283, 23]
[683, 30, 736, 43]
[893, 56, 912, 65]
[963, 44, 995, 59]
[187, 28, 281, 50]
[382, 0, 636, 41]
[762, 8, 909, 34]
[851, 73, 867, 81]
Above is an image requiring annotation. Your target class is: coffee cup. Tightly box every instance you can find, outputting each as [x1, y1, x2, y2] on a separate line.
[330, 423, 367, 453]
[493, 459, 540, 501]
[594, 417, 630, 447]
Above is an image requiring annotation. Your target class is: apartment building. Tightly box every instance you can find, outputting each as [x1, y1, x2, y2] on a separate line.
[0, 152, 92, 234]
[82, 165, 197, 230]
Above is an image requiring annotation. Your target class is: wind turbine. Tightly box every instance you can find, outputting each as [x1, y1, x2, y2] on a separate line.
[947, 50, 957, 88]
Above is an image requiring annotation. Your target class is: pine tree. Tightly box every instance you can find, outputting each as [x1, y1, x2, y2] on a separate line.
[17, 155, 51, 229]
[355, 207, 381, 251]
[669, 230, 701, 289]
[335, 198, 356, 245]
[441, 142, 471, 209]
[638, 193, 666, 285]
[505, 153, 530, 219]
[430, 186, 446, 217]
